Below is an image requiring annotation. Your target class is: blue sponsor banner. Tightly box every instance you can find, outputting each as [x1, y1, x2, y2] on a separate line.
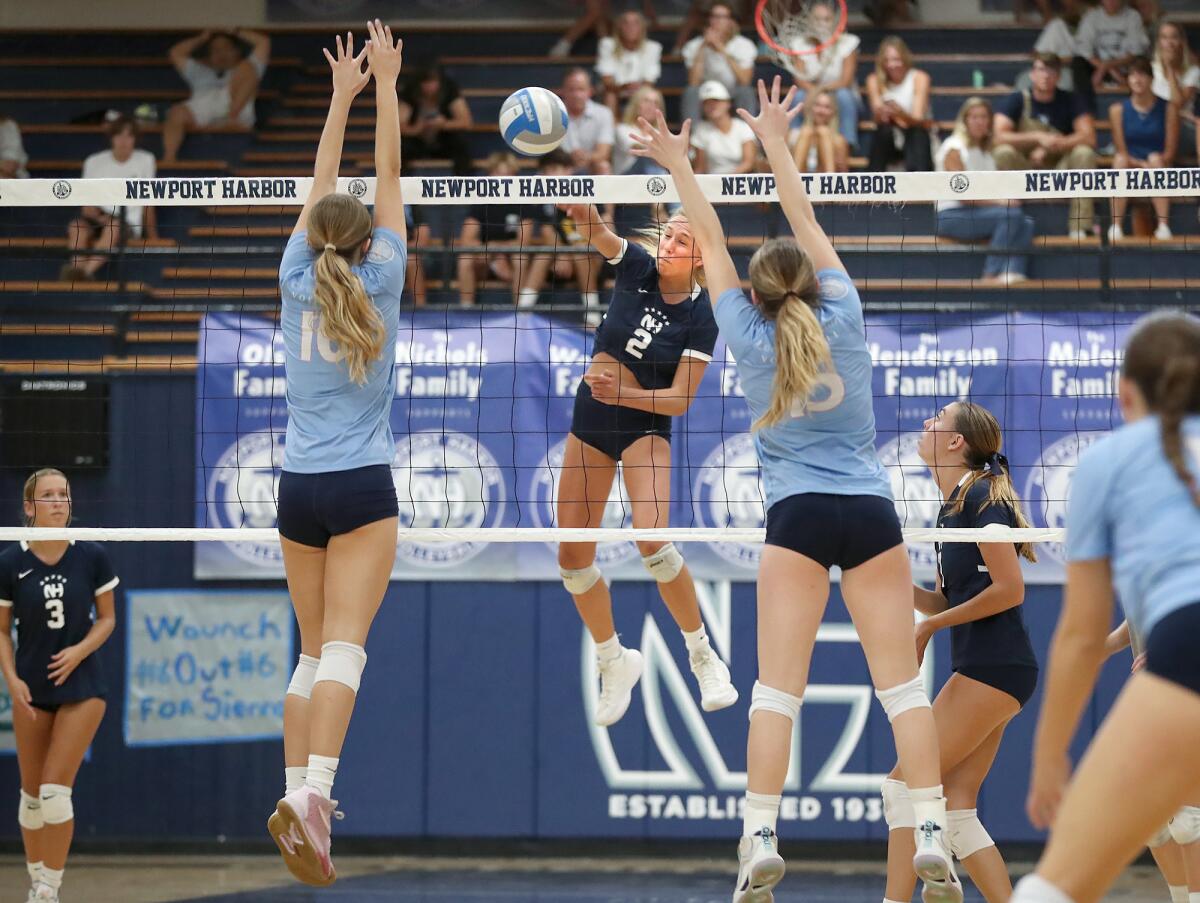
[196, 310, 1130, 583]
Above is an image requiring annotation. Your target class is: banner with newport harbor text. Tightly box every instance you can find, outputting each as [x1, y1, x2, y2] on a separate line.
[194, 311, 1137, 582]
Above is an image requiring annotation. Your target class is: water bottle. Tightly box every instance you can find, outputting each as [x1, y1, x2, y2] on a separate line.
[972, 69, 985, 89]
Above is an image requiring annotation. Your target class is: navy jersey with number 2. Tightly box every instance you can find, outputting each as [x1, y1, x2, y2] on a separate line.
[0, 541, 118, 707]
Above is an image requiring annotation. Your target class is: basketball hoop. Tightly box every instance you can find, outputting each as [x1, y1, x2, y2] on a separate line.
[755, 0, 849, 78]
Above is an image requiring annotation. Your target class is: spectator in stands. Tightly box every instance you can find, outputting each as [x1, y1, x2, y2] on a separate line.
[595, 10, 663, 115]
[1151, 20, 1198, 151]
[672, 0, 753, 53]
[560, 68, 615, 175]
[1032, 0, 1097, 88]
[690, 81, 757, 174]
[549, 0, 659, 59]
[865, 36, 933, 172]
[163, 28, 271, 164]
[784, 0, 862, 152]
[1071, 0, 1150, 114]
[791, 90, 850, 173]
[0, 112, 29, 178]
[681, 2, 758, 126]
[405, 206, 432, 307]
[994, 53, 1098, 238]
[517, 149, 602, 314]
[455, 152, 538, 306]
[936, 98, 1036, 285]
[1108, 56, 1178, 241]
[399, 63, 474, 177]
[614, 86, 667, 174]
[62, 116, 159, 282]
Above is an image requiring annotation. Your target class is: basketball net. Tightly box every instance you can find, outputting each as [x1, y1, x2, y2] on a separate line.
[755, 0, 849, 80]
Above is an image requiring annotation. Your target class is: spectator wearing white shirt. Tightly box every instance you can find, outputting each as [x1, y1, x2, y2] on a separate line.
[784, 0, 861, 151]
[791, 90, 850, 173]
[0, 113, 29, 179]
[163, 28, 271, 163]
[681, 2, 757, 126]
[549, 0, 660, 59]
[560, 68, 616, 175]
[595, 11, 663, 115]
[62, 116, 158, 282]
[1031, 0, 1096, 89]
[1151, 20, 1198, 151]
[689, 81, 756, 174]
[614, 86, 668, 175]
[1071, 0, 1150, 114]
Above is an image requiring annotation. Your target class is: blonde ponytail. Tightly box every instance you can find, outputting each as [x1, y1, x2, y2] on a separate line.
[307, 193, 383, 385]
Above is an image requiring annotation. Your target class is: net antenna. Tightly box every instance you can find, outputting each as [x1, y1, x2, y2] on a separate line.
[755, 0, 849, 80]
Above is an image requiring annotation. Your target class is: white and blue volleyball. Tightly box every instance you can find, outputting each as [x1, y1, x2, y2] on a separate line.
[499, 87, 569, 156]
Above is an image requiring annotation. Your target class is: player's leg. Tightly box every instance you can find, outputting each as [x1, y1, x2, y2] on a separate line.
[622, 435, 736, 712]
[279, 537, 326, 796]
[36, 698, 106, 898]
[456, 219, 483, 306]
[13, 703, 54, 894]
[161, 102, 197, 163]
[1169, 802, 1200, 900]
[945, 722, 1015, 903]
[1149, 838, 1190, 903]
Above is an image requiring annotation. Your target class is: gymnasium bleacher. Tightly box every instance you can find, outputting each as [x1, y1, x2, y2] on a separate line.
[0, 22, 1197, 375]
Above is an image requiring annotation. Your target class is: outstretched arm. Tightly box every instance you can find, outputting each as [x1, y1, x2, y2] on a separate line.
[169, 30, 211, 74]
[737, 77, 843, 273]
[366, 19, 407, 238]
[292, 31, 370, 237]
[559, 203, 622, 260]
[629, 111, 740, 303]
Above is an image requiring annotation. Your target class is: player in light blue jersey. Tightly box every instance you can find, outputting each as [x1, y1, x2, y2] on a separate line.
[1015, 311, 1200, 903]
[631, 77, 958, 903]
[266, 22, 407, 889]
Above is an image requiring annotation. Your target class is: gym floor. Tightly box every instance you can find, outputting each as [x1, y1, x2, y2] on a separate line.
[0, 854, 1175, 902]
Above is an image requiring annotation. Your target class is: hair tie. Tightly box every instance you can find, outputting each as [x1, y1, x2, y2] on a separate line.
[984, 452, 1009, 475]
[323, 243, 337, 252]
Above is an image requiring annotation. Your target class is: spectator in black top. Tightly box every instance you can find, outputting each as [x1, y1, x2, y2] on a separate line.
[399, 64, 473, 176]
[455, 152, 539, 306]
[993, 53, 1098, 237]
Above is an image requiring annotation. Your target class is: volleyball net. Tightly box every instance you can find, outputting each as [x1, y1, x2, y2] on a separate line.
[0, 170, 1198, 583]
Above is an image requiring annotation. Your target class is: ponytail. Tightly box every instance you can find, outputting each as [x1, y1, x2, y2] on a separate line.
[1155, 353, 1200, 507]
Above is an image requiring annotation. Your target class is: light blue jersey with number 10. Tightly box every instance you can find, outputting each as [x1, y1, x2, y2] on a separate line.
[278, 227, 408, 474]
[713, 269, 892, 511]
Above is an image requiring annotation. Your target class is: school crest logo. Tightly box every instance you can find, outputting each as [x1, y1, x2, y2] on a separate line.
[206, 430, 285, 567]
[692, 433, 764, 568]
[347, 178, 368, 199]
[949, 173, 970, 194]
[1024, 431, 1105, 563]
[646, 176, 668, 197]
[52, 180, 72, 200]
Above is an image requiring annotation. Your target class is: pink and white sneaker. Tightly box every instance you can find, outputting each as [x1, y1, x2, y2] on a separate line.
[268, 785, 343, 887]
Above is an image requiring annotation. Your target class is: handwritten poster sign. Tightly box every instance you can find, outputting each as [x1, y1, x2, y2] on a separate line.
[124, 590, 293, 747]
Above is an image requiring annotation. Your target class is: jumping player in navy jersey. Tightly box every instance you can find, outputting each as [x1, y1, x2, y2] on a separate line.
[266, 22, 406, 888]
[0, 469, 117, 903]
[1016, 312, 1200, 903]
[631, 77, 958, 903]
[555, 202, 738, 728]
[882, 402, 1039, 903]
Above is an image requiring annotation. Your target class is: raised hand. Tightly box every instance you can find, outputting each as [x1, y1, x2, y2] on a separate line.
[736, 76, 803, 145]
[365, 18, 403, 86]
[323, 31, 370, 99]
[630, 109, 692, 171]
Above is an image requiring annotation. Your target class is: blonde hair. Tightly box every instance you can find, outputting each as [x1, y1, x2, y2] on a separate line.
[613, 10, 648, 54]
[943, 402, 1037, 562]
[804, 89, 840, 126]
[951, 96, 994, 151]
[1153, 20, 1196, 73]
[307, 193, 384, 385]
[875, 36, 914, 86]
[23, 467, 69, 527]
[621, 85, 663, 125]
[483, 151, 519, 174]
[747, 238, 829, 430]
[632, 213, 707, 288]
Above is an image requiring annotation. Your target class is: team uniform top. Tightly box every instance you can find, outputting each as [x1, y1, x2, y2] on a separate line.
[0, 541, 118, 706]
[936, 477, 1038, 672]
[1067, 415, 1200, 639]
[713, 270, 891, 510]
[588, 239, 718, 391]
[278, 228, 408, 473]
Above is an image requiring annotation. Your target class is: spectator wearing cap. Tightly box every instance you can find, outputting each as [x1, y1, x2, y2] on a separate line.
[559, 68, 616, 175]
[0, 112, 29, 179]
[690, 81, 757, 174]
[62, 116, 158, 281]
[681, 2, 757, 126]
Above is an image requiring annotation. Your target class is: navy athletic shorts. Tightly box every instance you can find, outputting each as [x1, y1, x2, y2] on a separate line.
[765, 492, 904, 571]
[277, 464, 398, 549]
[1144, 602, 1200, 696]
[956, 664, 1039, 708]
[571, 383, 671, 461]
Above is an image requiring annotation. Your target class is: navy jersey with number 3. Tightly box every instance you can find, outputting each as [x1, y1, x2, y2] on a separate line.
[0, 541, 118, 706]
[592, 240, 718, 389]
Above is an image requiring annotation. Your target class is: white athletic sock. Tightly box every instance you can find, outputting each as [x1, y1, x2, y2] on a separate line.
[883, 898, 910, 903]
[742, 791, 782, 837]
[28, 860, 42, 883]
[682, 626, 709, 653]
[1011, 874, 1076, 903]
[517, 288, 539, 308]
[1186, 891, 1200, 903]
[40, 866, 63, 890]
[595, 635, 623, 662]
[908, 784, 946, 829]
[305, 754, 339, 800]
[1168, 886, 1187, 903]
[285, 766, 307, 795]
[582, 291, 600, 308]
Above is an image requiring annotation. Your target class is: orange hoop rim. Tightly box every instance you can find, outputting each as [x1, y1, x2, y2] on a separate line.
[755, 0, 849, 57]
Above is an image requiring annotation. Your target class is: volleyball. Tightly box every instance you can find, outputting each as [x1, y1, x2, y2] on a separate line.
[499, 87, 569, 156]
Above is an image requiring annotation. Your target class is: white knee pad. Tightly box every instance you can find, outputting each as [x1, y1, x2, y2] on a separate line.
[1148, 821, 1174, 848]
[748, 681, 803, 723]
[38, 785, 72, 825]
[947, 808, 995, 859]
[17, 790, 42, 831]
[313, 641, 367, 694]
[286, 653, 320, 700]
[561, 564, 602, 595]
[1169, 806, 1200, 846]
[881, 779, 915, 830]
[874, 675, 930, 722]
[641, 543, 684, 583]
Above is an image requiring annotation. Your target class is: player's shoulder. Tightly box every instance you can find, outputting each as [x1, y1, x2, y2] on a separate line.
[72, 541, 111, 565]
[0, 543, 23, 570]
